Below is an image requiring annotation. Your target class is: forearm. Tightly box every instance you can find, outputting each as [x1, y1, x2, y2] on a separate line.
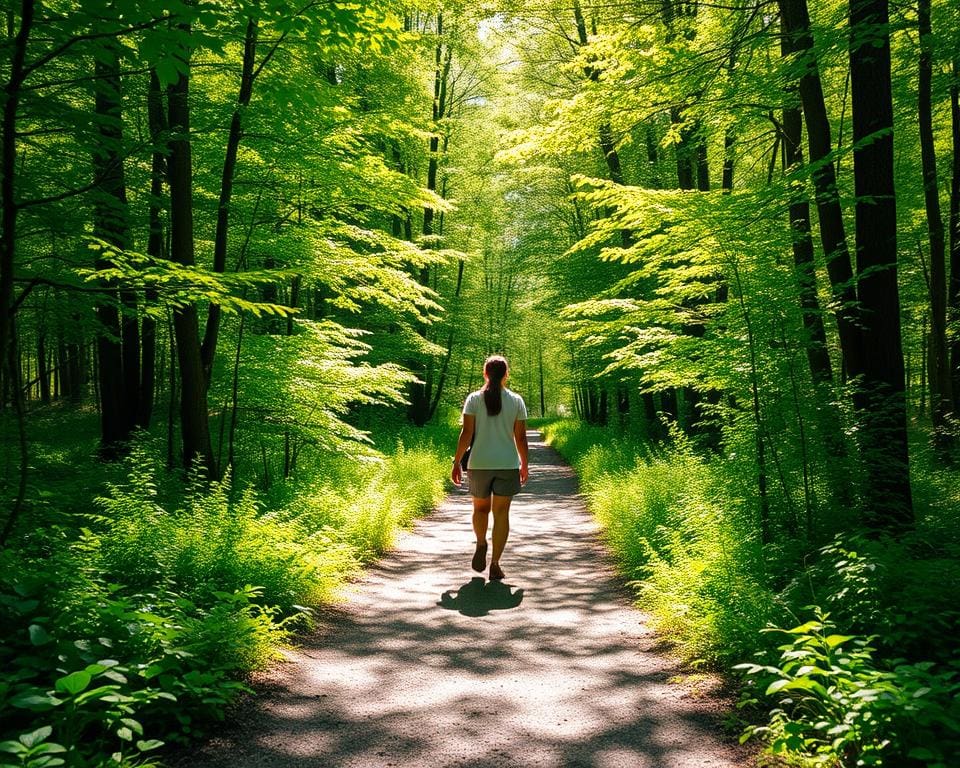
[516, 431, 528, 467]
[453, 428, 472, 465]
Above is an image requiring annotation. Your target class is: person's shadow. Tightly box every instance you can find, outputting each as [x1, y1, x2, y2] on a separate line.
[438, 577, 524, 617]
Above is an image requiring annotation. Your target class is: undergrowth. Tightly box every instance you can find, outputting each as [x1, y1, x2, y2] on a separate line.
[542, 418, 960, 767]
[0, 426, 449, 767]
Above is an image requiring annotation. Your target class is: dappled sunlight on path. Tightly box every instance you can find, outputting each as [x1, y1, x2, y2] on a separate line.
[186, 433, 749, 767]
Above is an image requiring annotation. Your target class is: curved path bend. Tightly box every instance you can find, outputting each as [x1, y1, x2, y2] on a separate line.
[189, 432, 751, 768]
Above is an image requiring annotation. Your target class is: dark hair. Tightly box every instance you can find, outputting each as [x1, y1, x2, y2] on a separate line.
[482, 355, 508, 416]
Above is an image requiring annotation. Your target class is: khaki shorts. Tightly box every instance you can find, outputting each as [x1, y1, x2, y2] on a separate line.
[468, 468, 522, 498]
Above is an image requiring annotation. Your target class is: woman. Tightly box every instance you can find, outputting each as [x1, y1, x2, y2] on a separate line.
[451, 355, 529, 581]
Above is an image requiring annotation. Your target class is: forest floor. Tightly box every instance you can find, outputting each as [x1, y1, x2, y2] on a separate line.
[182, 432, 753, 767]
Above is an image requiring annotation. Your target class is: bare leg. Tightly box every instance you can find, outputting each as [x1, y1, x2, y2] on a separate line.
[471, 496, 491, 573]
[490, 494, 512, 578]
[472, 496, 491, 544]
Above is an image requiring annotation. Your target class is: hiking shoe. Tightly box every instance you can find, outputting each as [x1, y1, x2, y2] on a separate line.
[489, 563, 505, 581]
[471, 542, 487, 572]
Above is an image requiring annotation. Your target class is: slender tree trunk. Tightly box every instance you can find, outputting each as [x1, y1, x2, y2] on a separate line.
[722, 131, 735, 192]
[0, 0, 34, 404]
[949, 57, 960, 415]
[848, 0, 913, 527]
[539, 342, 546, 417]
[410, 12, 452, 425]
[0, 321, 28, 545]
[779, 0, 861, 380]
[37, 329, 49, 403]
[917, 0, 951, 450]
[139, 69, 167, 429]
[421, 12, 450, 244]
[92, 39, 136, 454]
[733, 263, 771, 543]
[201, 18, 258, 378]
[781, 35, 833, 386]
[695, 132, 709, 191]
[166, 28, 214, 472]
[672, 108, 696, 190]
[166, 313, 177, 468]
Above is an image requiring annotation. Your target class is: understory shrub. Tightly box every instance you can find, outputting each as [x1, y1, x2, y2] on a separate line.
[0, 430, 449, 767]
[542, 420, 778, 667]
[737, 609, 960, 767]
[543, 419, 960, 765]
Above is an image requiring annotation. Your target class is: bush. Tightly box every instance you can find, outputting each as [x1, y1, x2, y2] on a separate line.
[544, 418, 960, 765]
[542, 420, 779, 666]
[1, 427, 450, 766]
[737, 609, 960, 767]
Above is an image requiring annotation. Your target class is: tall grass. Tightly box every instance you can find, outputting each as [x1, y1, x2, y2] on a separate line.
[0, 426, 451, 766]
[543, 419, 779, 667]
[543, 418, 960, 765]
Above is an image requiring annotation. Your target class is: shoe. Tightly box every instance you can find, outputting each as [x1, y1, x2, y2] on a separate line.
[471, 542, 487, 572]
[489, 563, 504, 581]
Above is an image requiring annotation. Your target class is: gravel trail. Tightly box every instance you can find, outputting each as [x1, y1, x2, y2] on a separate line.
[188, 432, 752, 768]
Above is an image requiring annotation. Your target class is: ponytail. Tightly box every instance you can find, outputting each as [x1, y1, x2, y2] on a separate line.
[482, 355, 508, 416]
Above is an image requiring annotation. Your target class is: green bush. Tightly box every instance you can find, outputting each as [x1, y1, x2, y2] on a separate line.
[543, 420, 778, 666]
[737, 609, 960, 767]
[0, 547, 263, 766]
[544, 418, 960, 765]
[1, 427, 450, 767]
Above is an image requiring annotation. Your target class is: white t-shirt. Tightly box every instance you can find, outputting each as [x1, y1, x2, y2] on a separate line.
[462, 387, 528, 470]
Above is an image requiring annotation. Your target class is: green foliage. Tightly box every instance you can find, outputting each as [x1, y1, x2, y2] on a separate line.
[737, 610, 960, 767]
[542, 419, 778, 667]
[547, 418, 960, 765]
[0, 428, 449, 765]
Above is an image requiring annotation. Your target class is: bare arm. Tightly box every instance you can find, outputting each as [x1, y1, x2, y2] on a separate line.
[451, 414, 475, 485]
[514, 419, 529, 484]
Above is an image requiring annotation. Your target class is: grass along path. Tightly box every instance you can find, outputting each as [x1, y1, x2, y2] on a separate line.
[183, 431, 751, 767]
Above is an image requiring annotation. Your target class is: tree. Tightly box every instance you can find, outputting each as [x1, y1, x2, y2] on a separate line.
[847, 0, 912, 526]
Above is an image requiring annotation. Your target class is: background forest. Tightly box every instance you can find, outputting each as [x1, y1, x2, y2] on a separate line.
[1, 0, 959, 766]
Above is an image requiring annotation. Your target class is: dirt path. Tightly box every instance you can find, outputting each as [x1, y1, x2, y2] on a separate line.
[189, 432, 751, 767]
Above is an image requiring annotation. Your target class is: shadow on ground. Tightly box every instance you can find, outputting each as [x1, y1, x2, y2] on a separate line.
[178, 433, 750, 768]
[438, 576, 524, 616]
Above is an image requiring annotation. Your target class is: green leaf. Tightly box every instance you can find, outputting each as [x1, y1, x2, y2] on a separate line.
[0, 739, 26, 754]
[54, 671, 91, 695]
[9, 692, 61, 711]
[28, 624, 52, 646]
[32, 742, 67, 754]
[18, 726, 52, 749]
[119, 719, 143, 736]
[117, 727, 134, 742]
[823, 634, 855, 649]
[765, 678, 791, 695]
[136, 739, 164, 752]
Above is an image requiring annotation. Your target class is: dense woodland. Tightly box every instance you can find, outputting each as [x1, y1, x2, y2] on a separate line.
[1, 0, 959, 766]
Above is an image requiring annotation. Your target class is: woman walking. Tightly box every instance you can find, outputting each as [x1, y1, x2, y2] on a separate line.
[451, 355, 529, 581]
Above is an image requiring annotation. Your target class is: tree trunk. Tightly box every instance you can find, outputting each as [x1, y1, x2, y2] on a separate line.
[722, 130, 735, 192]
[166, 29, 215, 472]
[949, 57, 960, 416]
[37, 330, 49, 403]
[781, 32, 833, 386]
[538, 342, 546, 417]
[917, 0, 952, 450]
[201, 18, 258, 379]
[779, 0, 861, 380]
[92, 41, 136, 454]
[139, 69, 166, 430]
[0, 0, 34, 404]
[409, 13, 452, 425]
[848, 0, 913, 527]
[421, 12, 451, 244]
